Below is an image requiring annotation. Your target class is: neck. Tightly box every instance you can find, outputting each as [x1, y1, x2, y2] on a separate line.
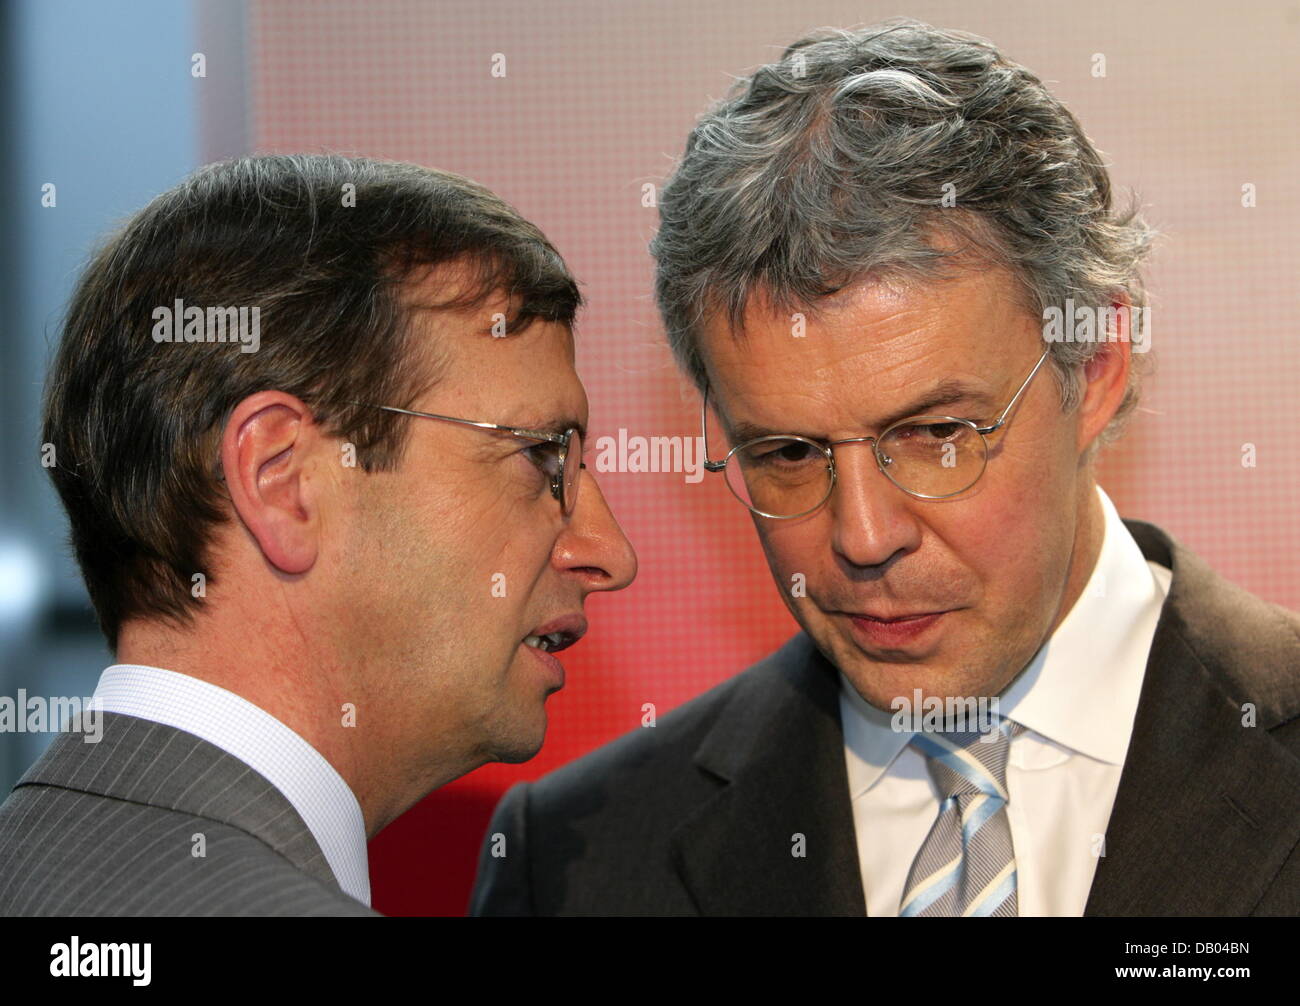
[114, 617, 393, 835]
[1050, 479, 1107, 639]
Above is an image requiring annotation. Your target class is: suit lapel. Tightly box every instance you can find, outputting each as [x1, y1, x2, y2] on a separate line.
[16, 712, 341, 890]
[671, 635, 866, 915]
[1085, 521, 1300, 915]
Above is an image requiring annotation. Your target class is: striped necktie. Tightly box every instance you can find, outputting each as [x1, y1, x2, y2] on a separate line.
[899, 718, 1024, 917]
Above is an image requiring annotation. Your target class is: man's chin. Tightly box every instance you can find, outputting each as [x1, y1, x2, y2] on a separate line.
[809, 629, 991, 711]
[485, 718, 548, 765]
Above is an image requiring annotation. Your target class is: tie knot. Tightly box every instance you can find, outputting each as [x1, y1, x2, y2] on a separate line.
[909, 719, 1022, 801]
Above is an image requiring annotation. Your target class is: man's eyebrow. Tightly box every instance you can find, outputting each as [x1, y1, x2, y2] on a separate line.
[509, 415, 588, 441]
[727, 381, 996, 443]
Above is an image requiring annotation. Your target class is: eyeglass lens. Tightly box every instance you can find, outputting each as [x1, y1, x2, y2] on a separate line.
[561, 429, 582, 515]
[724, 419, 988, 515]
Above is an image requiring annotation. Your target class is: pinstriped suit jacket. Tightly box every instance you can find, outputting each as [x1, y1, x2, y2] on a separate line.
[0, 712, 379, 916]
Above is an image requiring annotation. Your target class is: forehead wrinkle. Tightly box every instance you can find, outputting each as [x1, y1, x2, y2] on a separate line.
[720, 327, 999, 432]
[726, 381, 995, 444]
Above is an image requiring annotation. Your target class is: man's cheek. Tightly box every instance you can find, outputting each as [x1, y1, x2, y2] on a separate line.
[476, 518, 555, 605]
[756, 537, 820, 609]
[768, 520, 832, 576]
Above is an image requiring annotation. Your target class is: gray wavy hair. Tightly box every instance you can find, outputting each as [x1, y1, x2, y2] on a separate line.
[651, 19, 1156, 446]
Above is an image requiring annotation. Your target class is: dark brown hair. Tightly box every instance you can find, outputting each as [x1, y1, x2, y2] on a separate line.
[43, 154, 581, 650]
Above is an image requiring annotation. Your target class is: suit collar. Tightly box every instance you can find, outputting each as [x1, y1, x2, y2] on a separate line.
[16, 712, 342, 891]
[91, 664, 369, 905]
[1085, 520, 1300, 914]
[672, 634, 866, 915]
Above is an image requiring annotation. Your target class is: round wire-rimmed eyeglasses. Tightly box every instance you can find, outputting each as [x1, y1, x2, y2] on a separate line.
[700, 348, 1052, 519]
[350, 403, 584, 516]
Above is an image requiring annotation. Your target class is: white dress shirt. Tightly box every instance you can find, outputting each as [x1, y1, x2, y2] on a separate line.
[840, 483, 1172, 916]
[92, 664, 371, 907]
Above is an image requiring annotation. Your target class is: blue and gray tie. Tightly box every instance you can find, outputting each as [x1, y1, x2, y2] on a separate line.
[899, 718, 1024, 917]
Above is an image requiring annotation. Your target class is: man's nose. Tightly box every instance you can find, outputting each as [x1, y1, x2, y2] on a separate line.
[825, 443, 922, 569]
[554, 468, 638, 591]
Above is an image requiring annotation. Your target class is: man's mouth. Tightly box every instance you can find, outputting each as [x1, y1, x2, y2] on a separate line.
[523, 631, 575, 653]
[522, 615, 587, 654]
[852, 610, 948, 623]
[842, 608, 952, 650]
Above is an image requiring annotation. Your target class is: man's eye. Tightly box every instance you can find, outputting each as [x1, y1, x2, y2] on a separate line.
[520, 443, 561, 479]
[896, 421, 965, 442]
[748, 440, 820, 465]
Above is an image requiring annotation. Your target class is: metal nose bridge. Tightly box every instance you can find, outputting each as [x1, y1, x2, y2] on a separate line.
[825, 434, 895, 470]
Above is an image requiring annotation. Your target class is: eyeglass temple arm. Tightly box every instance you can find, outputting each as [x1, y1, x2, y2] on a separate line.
[700, 386, 728, 472]
[973, 348, 1051, 436]
[361, 403, 568, 445]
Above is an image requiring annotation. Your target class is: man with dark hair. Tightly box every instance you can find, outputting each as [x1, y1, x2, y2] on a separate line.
[471, 20, 1300, 916]
[0, 154, 636, 916]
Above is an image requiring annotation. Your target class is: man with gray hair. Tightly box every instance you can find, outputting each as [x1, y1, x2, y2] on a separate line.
[471, 20, 1300, 916]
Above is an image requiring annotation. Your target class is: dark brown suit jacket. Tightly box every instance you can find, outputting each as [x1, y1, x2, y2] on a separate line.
[470, 520, 1300, 915]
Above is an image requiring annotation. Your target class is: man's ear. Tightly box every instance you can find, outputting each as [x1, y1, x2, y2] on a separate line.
[220, 391, 325, 575]
[1075, 298, 1133, 455]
